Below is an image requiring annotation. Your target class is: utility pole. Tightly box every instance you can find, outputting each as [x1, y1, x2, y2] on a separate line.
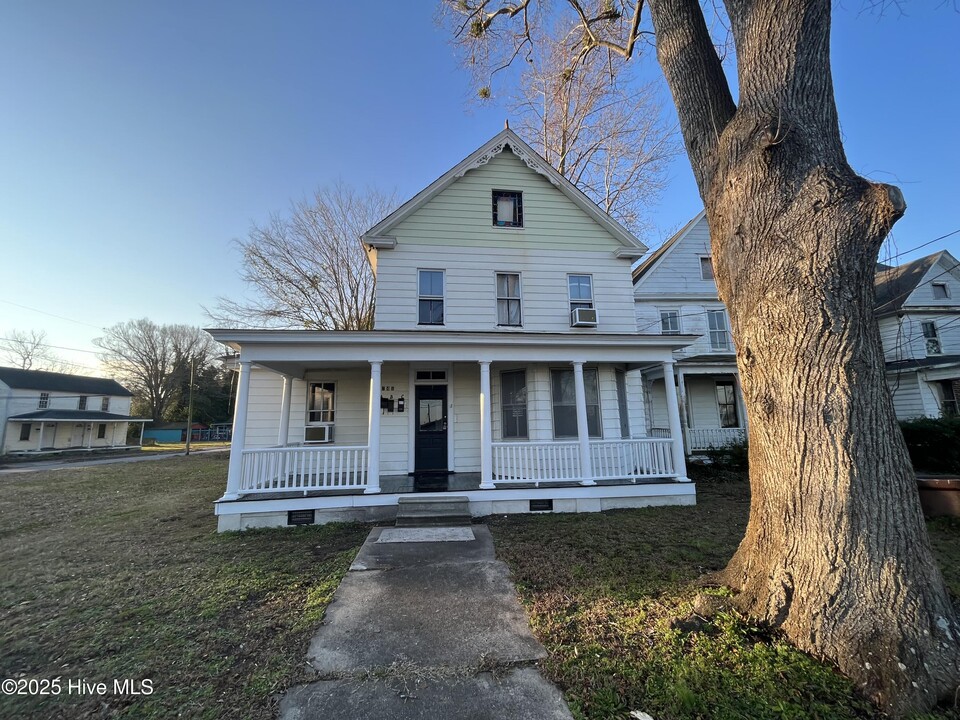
[185, 358, 195, 456]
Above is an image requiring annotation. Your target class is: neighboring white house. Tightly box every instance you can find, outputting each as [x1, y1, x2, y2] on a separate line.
[634, 214, 960, 443]
[632, 213, 747, 453]
[0, 367, 147, 455]
[207, 128, 698, 531]
[875, 251, 960, 418]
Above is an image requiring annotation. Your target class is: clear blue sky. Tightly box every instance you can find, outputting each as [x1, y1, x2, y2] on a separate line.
[1, 2, 957, 372]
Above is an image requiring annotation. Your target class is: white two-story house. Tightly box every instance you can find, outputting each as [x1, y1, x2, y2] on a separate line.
[207, 128, 698, 531]
[632, 213, 747, 453]
[876, 251, 960, 418]
[0, 367, 147, 455]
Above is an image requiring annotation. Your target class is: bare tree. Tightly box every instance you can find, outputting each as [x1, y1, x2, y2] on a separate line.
[95, 319, 218, 422]
[1, 329, 83, 373]
[208, 183, 397, 331]
[442, 0, 959, 714]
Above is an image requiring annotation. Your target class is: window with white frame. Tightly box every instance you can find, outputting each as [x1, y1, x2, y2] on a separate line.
[496, 273, 522, 326]
[307, 382, 336, 424]
[492, 190, 522, 227]
[933, 283, 950, 300]
[700, 256, 715, 280]
[551, 367, 601, 438]
[418, 270, 444, 325]
[78, 396, 88, 411]
[500, 370, 528, 439]
[707, 310, 730, 351]
[38, 392, 49, 409]
[101, 397, 110, 412]
[922, 321, 943, 355]
[716, 381, 739, 428]
[660, 309, 681, 335]
[568, 274, 594, 313]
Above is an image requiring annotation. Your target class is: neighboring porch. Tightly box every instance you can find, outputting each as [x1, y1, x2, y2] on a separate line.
[207, 329, 699, 530]
[2, 410, 149, 456]
[641, 357, 748, 454]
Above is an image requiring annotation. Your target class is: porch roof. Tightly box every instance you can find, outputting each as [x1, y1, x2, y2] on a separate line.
[8, 410, 149, 423]
[205, 328, 699, 375]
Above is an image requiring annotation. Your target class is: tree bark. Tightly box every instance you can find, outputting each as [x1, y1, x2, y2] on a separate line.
[648, 0, 960, 713]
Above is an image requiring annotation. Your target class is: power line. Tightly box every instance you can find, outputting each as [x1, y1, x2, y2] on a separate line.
[881, 229, 960, 264]
[0, 337, 101, 356]
[0, 298, 105, 330]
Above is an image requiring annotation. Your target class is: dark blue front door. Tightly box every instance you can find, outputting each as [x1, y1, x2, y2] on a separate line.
[415, 385, 448, 472]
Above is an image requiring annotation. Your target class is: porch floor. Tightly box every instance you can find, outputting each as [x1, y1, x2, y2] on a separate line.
[222, 472, 680, 503]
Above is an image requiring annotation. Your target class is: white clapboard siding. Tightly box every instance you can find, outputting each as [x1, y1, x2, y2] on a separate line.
[452, 363, 481, 472]
[634, 215, 716, 297]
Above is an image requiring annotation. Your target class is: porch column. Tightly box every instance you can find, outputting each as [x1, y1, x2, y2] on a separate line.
[138, 422, 145, 447]
[223, 360, 252, 501]
[479, 360, 495, 489]
[364, 361, 382, 494]
[572, 361, 595, 486]
[676, 368, 691, 454]
[277, 375, 293, 446]
[86, 424, 93, 449]
[662, 360, 690, 481]
[36, 423, 44, 451]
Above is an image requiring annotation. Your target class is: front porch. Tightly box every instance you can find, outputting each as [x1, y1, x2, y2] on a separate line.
[208, 329, 699, 530]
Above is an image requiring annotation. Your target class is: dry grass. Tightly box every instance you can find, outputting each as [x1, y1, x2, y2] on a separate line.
[0, 454, 366, 719]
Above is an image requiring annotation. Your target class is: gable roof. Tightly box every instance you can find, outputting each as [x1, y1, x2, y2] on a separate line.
[0, 367, 132, 396]
[874, 251, 950, 315]
[632, 210, 707, 284]
[361, 128, 646, 255]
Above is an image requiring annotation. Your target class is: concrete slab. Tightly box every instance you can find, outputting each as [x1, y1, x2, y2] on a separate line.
[350, 525, 496, 571]
[377, 527, 476, 543]
[308, 559, 546, 673]
[279, 667, 573, 720]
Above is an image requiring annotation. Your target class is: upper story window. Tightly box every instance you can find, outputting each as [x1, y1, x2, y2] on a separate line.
[933, 283, 950, 300]
[922, 321, 943, 355]
[700, 256, 715, 280]
[660, 309, 681, 335]
[38, 392, 49, 409]
[78, 396, 88, 411]
[418, 270, 444, 325]
[568, 274, 594, 312]
[101, 397, 110, 412]
[500, 370, 528, 439]
[707, 309, 731, 351]
[492, 190, 522, 227]
[496, 273, 522, 326]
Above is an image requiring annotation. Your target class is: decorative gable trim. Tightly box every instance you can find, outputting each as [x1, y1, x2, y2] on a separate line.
[453, 140, 559, 187]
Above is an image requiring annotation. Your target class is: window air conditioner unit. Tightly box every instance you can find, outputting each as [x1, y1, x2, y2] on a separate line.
[304, 425, 334, 444]
[571, 308, 598, 327]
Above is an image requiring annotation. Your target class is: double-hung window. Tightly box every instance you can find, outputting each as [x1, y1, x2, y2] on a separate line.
[101, 397, 110, 412]
[568, 274, 594, 313]
[496, 273, 522, 326]
[716, 381, 739, 428]
[418, 270, 444, 325]
[492, 190, 522, 227]
[500, 370, 528, 439]
[922, 321, 943, 355]
[305, 382, 336, 443]
[707, 310, 730, 351]
[38, 392, 49, 409]
[551, 368, 601, 438]
[78, 396, 88, 411]
[660, 309, 681, 335]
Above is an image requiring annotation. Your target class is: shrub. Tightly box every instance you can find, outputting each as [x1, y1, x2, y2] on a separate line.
[899, 417, 960, 474]
[700, 439, 749, 471]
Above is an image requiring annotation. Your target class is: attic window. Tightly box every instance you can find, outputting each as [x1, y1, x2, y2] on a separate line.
[493, 190, 522, 227]
[933, 283, 950, 300]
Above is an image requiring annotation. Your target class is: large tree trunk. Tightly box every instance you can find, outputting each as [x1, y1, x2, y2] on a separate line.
[648, 0, 960, 713]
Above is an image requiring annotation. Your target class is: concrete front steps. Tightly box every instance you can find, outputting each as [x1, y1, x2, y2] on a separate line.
[395, 495, 472, 526]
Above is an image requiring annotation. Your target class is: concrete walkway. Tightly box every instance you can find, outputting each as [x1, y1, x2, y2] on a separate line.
[280, 525, 573, 720]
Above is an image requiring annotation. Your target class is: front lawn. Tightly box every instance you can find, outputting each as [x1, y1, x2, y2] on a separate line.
[490, 466, 960, 720]
[0, 454, 366, 719]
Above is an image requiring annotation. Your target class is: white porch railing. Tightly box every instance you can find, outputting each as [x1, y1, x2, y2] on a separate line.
[648, 427, 672, 439]
[687, 427, 747, 451]
[240, 446, 368, 494]
[492, 438, 676, 485]
[492, 441, 582, 484]
[591, 439, 675, 480]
